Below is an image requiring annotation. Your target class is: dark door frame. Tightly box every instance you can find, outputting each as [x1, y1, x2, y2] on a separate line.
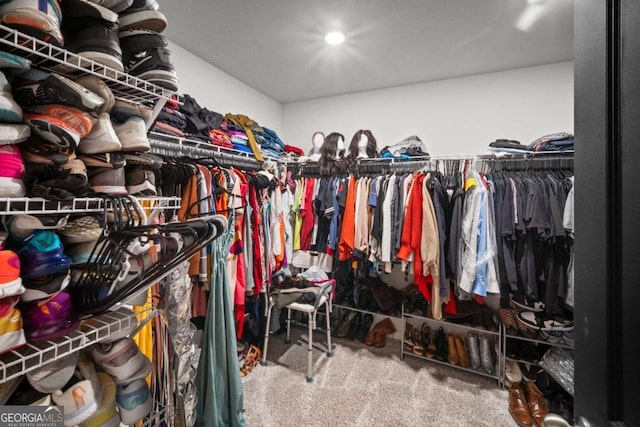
[574, 0, 639, 425]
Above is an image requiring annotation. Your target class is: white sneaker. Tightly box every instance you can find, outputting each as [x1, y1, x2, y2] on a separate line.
[75, 76, 115, 114]
[114, 116, 149, 152]
[78, 112, 121, 154]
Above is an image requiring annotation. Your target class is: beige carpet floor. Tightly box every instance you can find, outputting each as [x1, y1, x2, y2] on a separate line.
[241, 327, 514, 426]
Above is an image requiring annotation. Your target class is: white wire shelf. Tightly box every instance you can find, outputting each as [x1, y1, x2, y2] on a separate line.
[0, 308, 139, 384]
[0, 196, 181, 215]
[0, 24, 177, 104]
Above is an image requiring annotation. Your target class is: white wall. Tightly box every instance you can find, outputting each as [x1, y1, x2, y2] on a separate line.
[169, 41, 283, 134]
[282, 62, 574, 156]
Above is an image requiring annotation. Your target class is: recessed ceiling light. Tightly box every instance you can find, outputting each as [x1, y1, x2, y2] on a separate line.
[325, 31, 345, 46]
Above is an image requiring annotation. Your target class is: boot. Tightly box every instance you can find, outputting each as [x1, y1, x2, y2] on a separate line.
[434, 327, 447, 361]
[376, 318, 396, 335]
[479, 334, 494, 374]
[447, 334, 459, 365]
[524, 381, 549, 427]
[454, 335, 470, 368]
[467, 332, 481, 370]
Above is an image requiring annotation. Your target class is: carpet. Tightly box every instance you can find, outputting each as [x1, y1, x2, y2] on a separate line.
[241, 327, 514, 426]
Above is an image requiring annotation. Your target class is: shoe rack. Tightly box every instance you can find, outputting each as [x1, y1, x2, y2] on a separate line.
[0, 308, 149, 384]
[0, 23, 182, 425]
[0, 23, 176, 127]
[401, 304, 505, 387]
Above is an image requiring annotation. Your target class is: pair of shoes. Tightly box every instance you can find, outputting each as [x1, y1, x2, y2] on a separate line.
[364, 317, 395, 348]
[420, 324, 436, 358]
[60, 0, 123, 71]
[509, 381, 549, 427]
[120, 28, 178, 91]
[354, 313, 373, 343]
[447, 334, 470, 367]
[467, 332, 481, 370]
[517, 311, 574, 332]
[334, 310, 355, 339]
[434, 327, 447, 362]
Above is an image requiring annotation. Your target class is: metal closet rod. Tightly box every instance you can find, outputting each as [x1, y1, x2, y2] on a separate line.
[150, 139, 265, 171]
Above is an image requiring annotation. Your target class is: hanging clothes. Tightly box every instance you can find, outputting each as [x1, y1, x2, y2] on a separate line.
[195, 213, 246, 427]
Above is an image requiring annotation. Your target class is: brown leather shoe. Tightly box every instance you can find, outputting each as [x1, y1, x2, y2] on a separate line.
[454, 335, 470, 368]
[447, 334, 459, 365]
[525, 381, 549, 427]
[376, 318, 396, 335]
[509, 383, 533, 427]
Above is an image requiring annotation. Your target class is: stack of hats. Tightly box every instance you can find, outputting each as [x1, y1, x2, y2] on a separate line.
[5, 214, 80, 343]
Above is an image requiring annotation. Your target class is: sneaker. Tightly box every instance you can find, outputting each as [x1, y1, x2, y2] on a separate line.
[20, 135, 71, 165]
[51, 355, 99, 427]
[6, 213, 68, 241]
[111, 97, 152, 122]
[87, 166, 127, 194]
[119, 0, 165, 33]
[0, 123, 30, 145]
[23, 290, 79, 341]
[66, 239, 103, 265]
[58, 215, 103, 243]
[0, 71, 23, 123]
[17, 230, 71, 279]
[26, 350, 79, 393]
[114, 116, 149, 151]
[115, 378, 152, 425]
[79, 151, 125, 168]
[123, 152, 162, 168]
[77, 112, 121, 154]
[511, 295, 545, 312]
[0, 51, 31, 70]
[64, 20, 124, 71]
[21, 269, 70, 302]
[125, 164, 156, 195]
[24, 115, 82, 151]
[82, 372, 121, 427]
[0, 0, 64, 46]
[0, 143, 26, 196]
[516, 311, 574, 332]
[75, 76, 115, 114]
[60, 0, 118, 30]
[24, 105, 95, 139]
[90, 337, 152, 384]
[88, 0, 132, 13]
[0, 297, 26, 355]
[23, 162, 91, 200]
[0, 250, 25, 298]
[119, 29, 178, 91]
[13, 73, 105, 112]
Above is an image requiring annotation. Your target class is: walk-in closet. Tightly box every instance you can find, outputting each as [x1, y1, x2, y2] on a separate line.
[0, 1, 637, 426]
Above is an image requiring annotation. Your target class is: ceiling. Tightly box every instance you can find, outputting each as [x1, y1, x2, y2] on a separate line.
[161, 0, 573, 104]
